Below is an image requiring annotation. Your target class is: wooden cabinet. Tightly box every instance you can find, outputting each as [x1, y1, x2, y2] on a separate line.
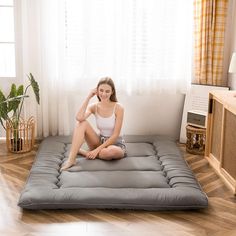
[205, 91, 236, 194]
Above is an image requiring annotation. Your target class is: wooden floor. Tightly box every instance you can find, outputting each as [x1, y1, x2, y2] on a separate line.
[0, 141, 236, 236]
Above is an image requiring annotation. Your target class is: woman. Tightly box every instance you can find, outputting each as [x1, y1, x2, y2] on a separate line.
[61, 77, 126, 171]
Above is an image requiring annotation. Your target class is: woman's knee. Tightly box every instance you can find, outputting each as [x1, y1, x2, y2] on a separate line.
[76, 120, 88, 129]
[99, 147, 124, 160]
[98, 148, 113, 160]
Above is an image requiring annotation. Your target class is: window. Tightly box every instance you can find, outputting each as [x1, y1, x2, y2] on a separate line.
[64, 0, 193, 93]
[0, 0, 15, 77]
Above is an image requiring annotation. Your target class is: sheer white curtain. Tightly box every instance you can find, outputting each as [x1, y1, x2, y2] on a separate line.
[20, 0, 193, 136]
[21, 0, 70, 137]
[65, 0, 193, 94]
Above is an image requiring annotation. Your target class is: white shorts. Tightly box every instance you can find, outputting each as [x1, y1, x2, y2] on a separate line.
[100, 135, 127, 156]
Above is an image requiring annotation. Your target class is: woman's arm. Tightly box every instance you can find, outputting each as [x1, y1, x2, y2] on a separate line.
[76, 88, 97, 122]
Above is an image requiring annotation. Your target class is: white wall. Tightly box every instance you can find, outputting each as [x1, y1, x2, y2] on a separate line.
[120, 93, 185, 139]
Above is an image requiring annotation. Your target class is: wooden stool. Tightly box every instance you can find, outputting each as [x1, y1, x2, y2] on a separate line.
[186, 125, 206, 155]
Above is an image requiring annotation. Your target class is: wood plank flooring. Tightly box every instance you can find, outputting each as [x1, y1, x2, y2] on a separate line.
[0, 141, 235, 236]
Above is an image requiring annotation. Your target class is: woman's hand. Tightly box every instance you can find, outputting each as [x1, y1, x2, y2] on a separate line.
[86, 148, 100, 159]
[88, 88, 97, 99]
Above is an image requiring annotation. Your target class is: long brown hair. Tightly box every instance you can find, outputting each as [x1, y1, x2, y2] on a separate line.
[96, 77, 118, 102]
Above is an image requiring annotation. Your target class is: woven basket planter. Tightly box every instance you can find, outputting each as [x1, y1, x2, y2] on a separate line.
[186, 125, 206, 155]
[6, 117, 35, 153]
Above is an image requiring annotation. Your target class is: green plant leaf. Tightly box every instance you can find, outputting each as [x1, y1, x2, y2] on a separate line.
[8, 84, 21, 113]
[0, 73, 40, 132]
[0, 89, 8, 120]
[28, 73, 40, 104]
[17, 85, 24, 96]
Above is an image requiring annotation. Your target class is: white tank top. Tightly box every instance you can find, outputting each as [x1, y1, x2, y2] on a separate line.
[95, 103, 116, 137]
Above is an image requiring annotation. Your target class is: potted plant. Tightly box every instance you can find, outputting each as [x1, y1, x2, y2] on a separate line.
[0, 73, 40, 152]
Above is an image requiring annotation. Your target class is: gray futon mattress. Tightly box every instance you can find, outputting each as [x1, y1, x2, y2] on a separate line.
[18, 135, 208, 210]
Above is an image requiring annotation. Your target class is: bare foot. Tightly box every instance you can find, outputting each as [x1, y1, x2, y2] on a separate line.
[60, 159, 76, 171]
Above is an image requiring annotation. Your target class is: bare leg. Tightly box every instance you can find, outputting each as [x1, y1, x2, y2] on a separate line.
[78, 149, 88, 157]
[98, 145, 125, 160]
[60, 120, 100, 171]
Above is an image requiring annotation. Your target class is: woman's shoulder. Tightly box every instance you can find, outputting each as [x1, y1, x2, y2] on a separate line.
[114, 102, 124, 112]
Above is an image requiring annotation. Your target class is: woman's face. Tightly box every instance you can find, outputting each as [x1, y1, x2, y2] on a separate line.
[97, 83, 113, 101]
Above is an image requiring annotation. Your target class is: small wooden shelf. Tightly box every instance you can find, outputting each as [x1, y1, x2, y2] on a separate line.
[205, 91, 236, 195]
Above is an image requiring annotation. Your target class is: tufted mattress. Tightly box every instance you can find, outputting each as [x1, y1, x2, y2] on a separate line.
[18, 135, 208, 210]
